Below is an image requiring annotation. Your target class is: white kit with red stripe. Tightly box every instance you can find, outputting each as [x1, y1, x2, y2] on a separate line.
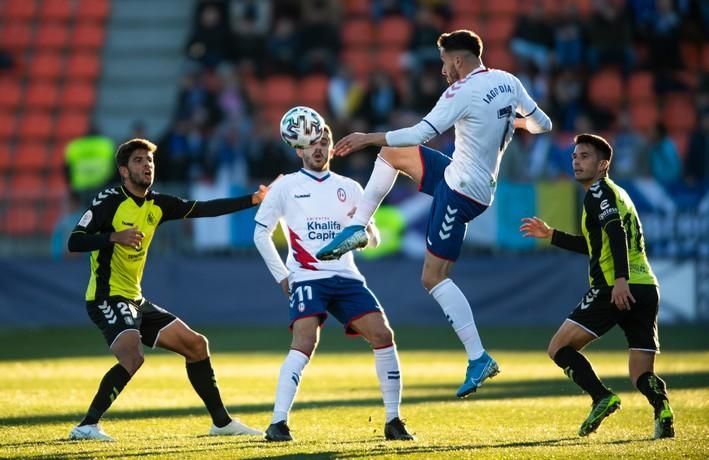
[254, 169, 366, 283]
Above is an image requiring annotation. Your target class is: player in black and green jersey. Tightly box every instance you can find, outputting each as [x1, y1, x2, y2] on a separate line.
[67, 138, 266, 442]
[520, 133, 674, 440]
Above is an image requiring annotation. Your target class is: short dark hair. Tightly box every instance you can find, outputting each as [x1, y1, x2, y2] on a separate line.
[437, 30, 483, 59]
[574, 133, 613, 163]
[115, 138, 156, 167]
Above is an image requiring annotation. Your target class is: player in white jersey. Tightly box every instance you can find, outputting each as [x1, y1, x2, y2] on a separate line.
[253, 125, 414, 442]
[317, 30, 552, 398]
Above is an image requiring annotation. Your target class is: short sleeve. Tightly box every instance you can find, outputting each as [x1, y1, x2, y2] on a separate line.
[584, 180, 621, 228]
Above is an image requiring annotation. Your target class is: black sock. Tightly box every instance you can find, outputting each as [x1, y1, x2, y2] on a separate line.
[79, 364, 132, 426]
[553, 346, 612, 403]
[186, 357, 231, 427]
[636, 371, 669, 415]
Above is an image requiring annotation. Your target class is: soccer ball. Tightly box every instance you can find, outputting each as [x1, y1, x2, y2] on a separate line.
[279, 106, 325, 149]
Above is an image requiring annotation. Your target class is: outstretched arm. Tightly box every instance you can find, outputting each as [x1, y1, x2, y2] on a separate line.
[520, 217, 588, 254]
[186, 185, 268, 218]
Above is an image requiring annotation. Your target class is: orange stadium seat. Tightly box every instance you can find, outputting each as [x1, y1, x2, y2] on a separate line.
[40, 0, 73, 22]
[663, 95, 696, 132]
[72, 22, 106, 49]
[25, 81, 59, 109]
[28, 52, 64, 79]
[344, 0, 369, 16]
[66, 53, 100, 80]
[299, 74, 329, 109]
[14, 143, 49, 171]
[77, 0, 110, 21]
[0, 111, 16, 139]
[485, 17, 516, 45]
[376, 16, 411, 49]
[19, 111, 54, 139]
[488, 0, 518, 17]
[40, 205, 63, 235]
[0, 145, 10, 172]
[0, 79, 22, 108]
[0, 23, 33, 49]
[451, 0, 482, 15]
[448, 16, 484, 36]
[56, 110, 89, 140]
[588, 69, 623, 111]
[263, 76, 297, 106]
[629, 101, 659, 133]
[485, 44, 516, 71]
[342, 19, 374, 48]
[36, 22, 69, 49]
[375, 47, 404, 78]
[680, 42, 700, 71]
[627, 72, 653, 102]
[9, 172, 44, 199]
[2, 0, 37, 20]
[341, 49, 373, 81]
[3, 205, 40, 236]
[60, 82, 96, 109]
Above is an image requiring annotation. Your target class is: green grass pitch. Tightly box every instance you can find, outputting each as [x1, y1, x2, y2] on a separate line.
[0, 326, 707, 459]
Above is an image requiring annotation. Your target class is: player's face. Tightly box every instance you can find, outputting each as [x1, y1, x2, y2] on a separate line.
[572, 144, 607, 183]
[440, 49, 460, 85]
[122, 149, 155, 189]
[298, 130, 333, 172]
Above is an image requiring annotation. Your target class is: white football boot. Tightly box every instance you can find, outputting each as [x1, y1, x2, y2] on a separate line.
[209, 419, 263, 436]
[69, 424, 114, 441]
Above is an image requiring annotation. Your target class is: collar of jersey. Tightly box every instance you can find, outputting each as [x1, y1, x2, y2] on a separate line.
[299, 168, 330, 182]
[121, 185, 152, 205]
[466, 65, 488, 78]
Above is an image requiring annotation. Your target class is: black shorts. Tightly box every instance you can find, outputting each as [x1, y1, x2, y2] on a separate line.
[567, 284, 660, 352]
[86, 297, 178, 348]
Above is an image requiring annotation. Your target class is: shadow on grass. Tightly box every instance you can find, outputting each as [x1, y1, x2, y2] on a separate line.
[1, 371, 706, 429]
[1, 325, 707, 361]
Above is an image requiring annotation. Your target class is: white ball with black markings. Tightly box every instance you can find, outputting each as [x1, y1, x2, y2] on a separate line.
[279, 106, 325, 149]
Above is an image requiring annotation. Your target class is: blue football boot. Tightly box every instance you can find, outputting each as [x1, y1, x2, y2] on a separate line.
[456, 351, 500, 398]
[316, 225, 368, 260]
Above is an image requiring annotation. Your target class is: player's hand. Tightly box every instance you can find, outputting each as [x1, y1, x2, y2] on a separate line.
[279, 278, 290, 298]
[252, 184, 269, 204]
[111, 227, 144, 250]
[520, 217, 553, 239]
[611, 278, 635, 311]
[334, 133, 370, 157]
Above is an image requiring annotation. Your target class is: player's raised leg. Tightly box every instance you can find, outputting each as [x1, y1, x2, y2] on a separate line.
[316, 147, 421, 260]
[156, 319, 262, 436]
[265, 316, 320, 442]
[351, 312, 414, 441]
[548, 320, 620, 436]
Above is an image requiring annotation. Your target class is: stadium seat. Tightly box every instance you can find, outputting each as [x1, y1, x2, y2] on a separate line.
[28, 52, 64, 80]
[19, 111, 54, 139]
[25, 81, 59, 109]
[680, 42, 700, 71]
[341, 49, 373, 81]
[77, 0, 110, 21]
[14, 142, 49, 171]
[0, 145, 10, 173]
[485, 44, 516, 71]
[627, 71, 654, 102]
[72, 22, 106, 49]
[375, 47, 404, 79]
[55, 110, 89, 140]
[663, 95, 696, 132]
[60, 82, 96, 109]
[263, 76, 297, 106]
[629, 101, 659, 133]
[484, 17, 516, 45]
[448, 16, 484, 36]
[3, 205, 40, 236]
[299, 74, 330, 110]
[488, 0, 518, 17]
[0, 22, 33, 49]
[9, 172, 45, 199]
[66, 53, 100, 80]
[0, 111, 17, 139]
[376, 16, 411, 49]
[0, 79, 22, 108]
[588, 69, 623, 111]
[2, 0, 37, 21]
[40, 0, 73, 22]
[40, 205, 63, 235]
[342, 19, 374, 48]
[36, 22, 69, 50]
[451, 0, 482, 15]
[344, 0, 369, 16]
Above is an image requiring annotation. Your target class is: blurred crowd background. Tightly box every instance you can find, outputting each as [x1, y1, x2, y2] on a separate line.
[0, 0, 707, 259]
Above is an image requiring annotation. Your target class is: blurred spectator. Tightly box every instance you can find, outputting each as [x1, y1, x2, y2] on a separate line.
[646, 0, 685, 92]
[371, 0, 417, 19]
[648, 122, 682, 186]
[586, 0, 633, 72]
[407, 64, 446, 114]
[357, 71, 401, 130]
[266, 17, 300, 75]
[327, 64, 364, 122]
[684, 110, 709, 186]
[498, 134, 532, 182]
[185, 3, 234, 68]
[231, 0, 272, 35]
[0, 48, 13, 72]
[549, 69, 583, 131]
[554, 3, 586, 69]
[216, 64, 252, 125]
[613, 112, 649, 179]
[297, 0, 341, 75]
[64, 124, 116, 207]
[232, 3, 268, 72]
[209, 124, 250, 185]
[175, 69, 222, 127]
[245, 112, 300, 182]
[407, 7, 445, 70]
[510, 2, 554, 72]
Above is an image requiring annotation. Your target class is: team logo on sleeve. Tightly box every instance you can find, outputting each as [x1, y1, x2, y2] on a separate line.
[78, 210, 93, 227]
[337, 188, 346, 202]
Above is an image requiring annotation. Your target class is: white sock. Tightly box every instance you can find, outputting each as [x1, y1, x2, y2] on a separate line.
[373, 344, 401, 422]
[429, 279, 484, 360]
[271, 349, 309, 423]
[352, 155, 399, 226]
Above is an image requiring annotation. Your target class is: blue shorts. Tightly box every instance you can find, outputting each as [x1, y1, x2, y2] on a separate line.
[289, 276, 383, 335]
[418, 145, 488, 261]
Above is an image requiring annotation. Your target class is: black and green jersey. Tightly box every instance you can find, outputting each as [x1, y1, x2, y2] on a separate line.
[69, 186, 255, 301]
[552, 177, 657, 288]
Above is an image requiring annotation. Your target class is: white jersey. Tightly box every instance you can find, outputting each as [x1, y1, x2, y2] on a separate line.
[255, 169, 366, 283]
[414, 66, 543, 205]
